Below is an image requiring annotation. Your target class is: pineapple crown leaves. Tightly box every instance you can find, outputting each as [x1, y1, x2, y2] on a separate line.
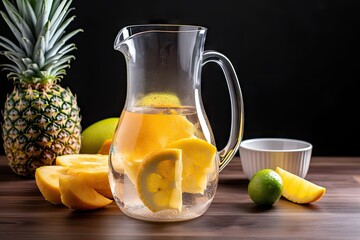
[0, 0, 83, 84]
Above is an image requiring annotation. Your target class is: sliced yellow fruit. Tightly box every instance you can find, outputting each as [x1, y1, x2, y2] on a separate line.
[35, 166, 68, 205]
[97, 139, 113, 155]
[136, 92, 181, 107]
[95, 188, 113, 199]
[59, 174, 113, 210]
[168, 137, 217, 194]
[35, 154, 114, 208]
[275, 167, 326, 204]
[115, 110, 195, 183]
[56, 154, 108, 167]
[67, 165, 113, 200]
[136, 148, 183, 213]
[56, 154, 112, 199]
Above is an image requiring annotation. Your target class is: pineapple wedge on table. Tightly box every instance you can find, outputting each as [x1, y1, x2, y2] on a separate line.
[0, 0, 83, 177]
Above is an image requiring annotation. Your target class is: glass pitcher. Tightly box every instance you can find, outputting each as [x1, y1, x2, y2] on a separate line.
[109, 24, 244, 222]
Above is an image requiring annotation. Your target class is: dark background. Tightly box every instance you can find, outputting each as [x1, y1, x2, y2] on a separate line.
[1, 0, 359, 156]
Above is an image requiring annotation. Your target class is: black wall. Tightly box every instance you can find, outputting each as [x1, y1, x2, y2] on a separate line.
[1, 0, 359, 156]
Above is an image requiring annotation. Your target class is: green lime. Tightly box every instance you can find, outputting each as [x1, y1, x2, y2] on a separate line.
[248, 169, 283, 206]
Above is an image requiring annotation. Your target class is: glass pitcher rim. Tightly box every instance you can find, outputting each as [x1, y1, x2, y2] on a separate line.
[114, 24, 207, 50]
[120, 24, 207, 32]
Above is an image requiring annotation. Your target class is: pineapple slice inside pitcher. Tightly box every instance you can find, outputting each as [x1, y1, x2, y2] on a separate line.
[168, 137, 217, 194]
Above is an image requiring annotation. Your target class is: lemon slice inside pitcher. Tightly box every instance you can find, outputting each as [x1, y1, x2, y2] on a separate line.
[168, 137, 217, 194]
[136, 148, 183, 212]
[136, 92, 181, 107]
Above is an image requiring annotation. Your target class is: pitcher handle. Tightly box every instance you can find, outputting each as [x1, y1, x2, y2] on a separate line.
[202, 50, 244, 172]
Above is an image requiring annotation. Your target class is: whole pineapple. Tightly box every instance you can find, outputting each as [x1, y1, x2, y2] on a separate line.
[0, 0, 82, 177]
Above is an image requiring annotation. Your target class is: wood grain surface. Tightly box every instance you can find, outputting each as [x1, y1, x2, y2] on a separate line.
[1, 156, 360, 239]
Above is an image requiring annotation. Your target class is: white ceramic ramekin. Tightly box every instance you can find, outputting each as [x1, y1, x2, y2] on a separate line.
[239, 138, 313, 180]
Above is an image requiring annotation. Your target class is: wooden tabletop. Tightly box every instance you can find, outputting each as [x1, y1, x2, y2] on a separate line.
[1, 155, 360, 239]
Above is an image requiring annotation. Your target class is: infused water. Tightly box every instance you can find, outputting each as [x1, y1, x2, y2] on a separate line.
[109, 106, 219, 221]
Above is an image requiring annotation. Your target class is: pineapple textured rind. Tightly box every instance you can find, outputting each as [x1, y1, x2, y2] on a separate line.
[2, 84, 81, 177]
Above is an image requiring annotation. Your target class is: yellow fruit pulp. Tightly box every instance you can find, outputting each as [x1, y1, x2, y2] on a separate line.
[113, 109, 195, 183]
[67, 165, 112, 199]
[275, 167, 326, 204]
[98, 139, 113, 155]
[35, 154, 114, 209]
[56, 154, 108, 167]
[136, 92, 181, 107]
[56, 154, 112, 200]
[35, 166, 68, 205]
[136, 148, 183, 212]
[94, 188, 113, 199]
[59, 174, 113, 210]
[168, 137, 217, 194]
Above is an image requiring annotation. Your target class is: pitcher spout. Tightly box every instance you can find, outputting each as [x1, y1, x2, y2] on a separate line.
[114, 26, 130, 51]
